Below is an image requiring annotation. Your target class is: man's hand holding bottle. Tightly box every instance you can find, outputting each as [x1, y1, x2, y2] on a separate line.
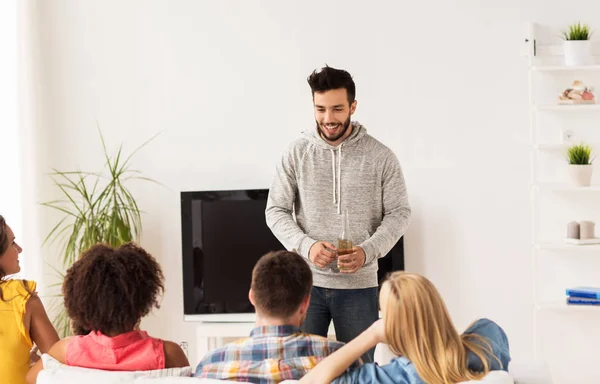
[309, 241, 366, 273]
[337, 246, 366, 273]
[308, 241, 337, 268]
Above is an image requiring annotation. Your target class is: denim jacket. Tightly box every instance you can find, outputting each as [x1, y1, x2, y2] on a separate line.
[331, 318, 511, 384]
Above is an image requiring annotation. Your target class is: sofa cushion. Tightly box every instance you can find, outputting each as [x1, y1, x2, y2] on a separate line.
[37, 354, 301, 383]
[374, 343, 514, 384]
[461, 371, 514, 383]
[38, 354, 196, 383]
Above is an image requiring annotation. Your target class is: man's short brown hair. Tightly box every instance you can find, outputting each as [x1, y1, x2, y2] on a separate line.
[250, 250, 312, 318]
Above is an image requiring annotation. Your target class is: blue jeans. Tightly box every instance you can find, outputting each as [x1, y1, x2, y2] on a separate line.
[301, 286, 379, 363]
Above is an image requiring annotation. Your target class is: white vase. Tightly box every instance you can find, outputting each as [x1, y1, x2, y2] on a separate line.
[564, 40, 593, 66]
[568, 164, 593, 186]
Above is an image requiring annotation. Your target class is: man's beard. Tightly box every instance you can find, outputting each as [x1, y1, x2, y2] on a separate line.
[316, 116, 351, 143]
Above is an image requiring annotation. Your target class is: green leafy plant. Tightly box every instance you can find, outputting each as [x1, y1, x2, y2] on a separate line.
[566, 143, 593, 164]
[563, 22, 592, 41]
[41, 129, 160, 336]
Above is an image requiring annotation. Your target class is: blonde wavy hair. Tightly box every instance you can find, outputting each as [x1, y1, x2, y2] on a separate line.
[382, 272, 500, 384]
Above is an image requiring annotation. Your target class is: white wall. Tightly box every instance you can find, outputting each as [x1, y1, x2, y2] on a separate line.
[0, 0, 22, 272]
[22, 1, 600, 382]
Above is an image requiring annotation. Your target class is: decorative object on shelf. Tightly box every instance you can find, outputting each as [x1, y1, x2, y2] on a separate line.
[566, 143, 594, 186]
[562, 22, 593, 66]
[566, 287, 600, 306]
[564, 220, 600, 244]
[580, 220, 596, 239]
[567, 296, 600, 305]
[566, 286, 600, 299]
[558, 80, 595, 104]
[566, 221, 580, 239]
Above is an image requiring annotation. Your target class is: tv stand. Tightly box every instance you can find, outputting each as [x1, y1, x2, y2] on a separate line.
[185, 313, 257, 323]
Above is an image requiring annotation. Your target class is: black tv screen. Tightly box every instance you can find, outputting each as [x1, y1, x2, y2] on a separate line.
[181, 189, 405, 317]
[181, 189, 285, 316]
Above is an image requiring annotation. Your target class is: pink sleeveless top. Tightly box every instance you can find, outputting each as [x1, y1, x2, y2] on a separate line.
[66, 330, 165, 371]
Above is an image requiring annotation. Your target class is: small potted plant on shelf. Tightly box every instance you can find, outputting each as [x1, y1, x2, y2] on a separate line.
[562, 22, 593, 66]
[566, 143, 594, 186]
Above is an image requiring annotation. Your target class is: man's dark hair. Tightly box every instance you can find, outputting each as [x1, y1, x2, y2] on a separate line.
[63, 242, 165, 335]
[307, 65, 356, 104]
[250, 250, 312, 318]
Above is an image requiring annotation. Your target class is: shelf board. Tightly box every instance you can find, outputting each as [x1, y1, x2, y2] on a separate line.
[532, 65, 600, 72]
[536, 104, 600, 111]
[534, 183, 600, 192]
[535, 243, 600, 252]
[533, 143, 568, 150]
[537, 301, 600, 312]
[534, 143, 600, 150]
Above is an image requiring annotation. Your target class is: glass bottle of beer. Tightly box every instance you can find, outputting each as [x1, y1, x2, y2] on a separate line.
[337, 210, 353, 271]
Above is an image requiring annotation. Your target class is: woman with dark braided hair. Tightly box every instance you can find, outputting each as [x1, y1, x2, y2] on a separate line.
[0, 215, 59, 384]
[27, 243, 189, 382]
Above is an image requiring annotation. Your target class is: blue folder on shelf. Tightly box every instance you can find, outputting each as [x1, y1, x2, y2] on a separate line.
[566, 286, 600, 299]
[567, 296, 600, 305]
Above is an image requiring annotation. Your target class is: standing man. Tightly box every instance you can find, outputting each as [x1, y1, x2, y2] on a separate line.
[265, 65, 411, 363]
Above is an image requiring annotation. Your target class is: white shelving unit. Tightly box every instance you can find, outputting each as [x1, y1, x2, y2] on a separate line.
[536, 301, 600, 312]
[534, 143, 600, 150]
[536, 104, 600, 111]
[535, 243, 600, 252]
[533, 183, 600, 192]
[526, 23, 600, 382]
[532, 65, 600, 72]
[533, 143, 567, 150]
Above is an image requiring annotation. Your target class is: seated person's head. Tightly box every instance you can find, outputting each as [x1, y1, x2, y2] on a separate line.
[0, 215, 23, 278]
[249, 250, 312, 325]
[380, 272, 497, 383]
[380, 272, 452, 348]
[63, 243, 165, 336]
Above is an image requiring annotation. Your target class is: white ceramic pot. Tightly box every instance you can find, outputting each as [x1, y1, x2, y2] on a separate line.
[568, 164, 593, 186]
[564, 40, 593, 66]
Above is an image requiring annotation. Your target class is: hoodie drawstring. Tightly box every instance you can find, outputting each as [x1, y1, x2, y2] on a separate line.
[330, 146, 343, 214]
[337, 145, 342, 214]
[330, 149, 336, 206]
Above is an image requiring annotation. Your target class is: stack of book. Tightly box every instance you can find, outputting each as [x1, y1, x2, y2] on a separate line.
[566, 286, 600, 305]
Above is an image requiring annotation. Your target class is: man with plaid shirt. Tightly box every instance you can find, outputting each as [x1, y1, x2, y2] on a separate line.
[194, 250, 362, 383]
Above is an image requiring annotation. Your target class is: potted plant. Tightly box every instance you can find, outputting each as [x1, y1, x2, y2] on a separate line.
[41, 129, 159, 336]
[562, 22, 593, 66]
[566, 143, 594, 186]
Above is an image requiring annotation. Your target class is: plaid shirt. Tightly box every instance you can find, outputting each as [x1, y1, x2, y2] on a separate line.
[194, 325, 362, 383]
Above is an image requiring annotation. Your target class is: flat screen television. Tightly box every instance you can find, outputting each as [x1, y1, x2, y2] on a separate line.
[181, 189, 405, 321]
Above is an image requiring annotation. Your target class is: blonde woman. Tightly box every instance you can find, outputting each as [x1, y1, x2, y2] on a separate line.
[300, 272, 510, 384]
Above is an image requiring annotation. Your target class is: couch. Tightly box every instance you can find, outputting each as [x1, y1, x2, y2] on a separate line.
[37, 344, 554, 384]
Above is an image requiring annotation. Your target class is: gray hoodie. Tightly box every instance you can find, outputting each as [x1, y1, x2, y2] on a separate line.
[265, 122, 411, 289]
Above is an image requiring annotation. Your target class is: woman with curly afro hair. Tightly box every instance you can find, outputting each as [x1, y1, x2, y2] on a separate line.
[27, 243, 189, 382]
